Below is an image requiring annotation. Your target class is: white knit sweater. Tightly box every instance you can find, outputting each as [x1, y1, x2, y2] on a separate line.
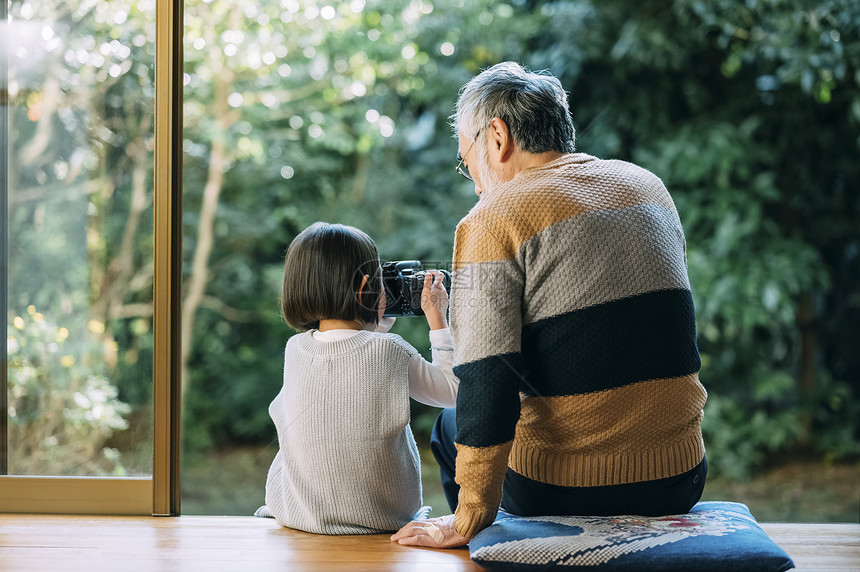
[264, 328, 457, 534]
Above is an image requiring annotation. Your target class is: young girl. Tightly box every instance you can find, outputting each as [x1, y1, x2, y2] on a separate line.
[260, 222, 458, 534]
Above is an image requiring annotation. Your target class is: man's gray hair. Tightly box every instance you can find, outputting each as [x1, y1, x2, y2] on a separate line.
[453, 61, 576, 154]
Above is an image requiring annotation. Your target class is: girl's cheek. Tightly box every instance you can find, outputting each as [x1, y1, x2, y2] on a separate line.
[378, 290, 386, 322]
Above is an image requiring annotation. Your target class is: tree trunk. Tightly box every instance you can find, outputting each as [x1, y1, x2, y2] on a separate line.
[90, 119, 153, 328]
[796, 292, 818, 445]
[179, 26, 238, 404]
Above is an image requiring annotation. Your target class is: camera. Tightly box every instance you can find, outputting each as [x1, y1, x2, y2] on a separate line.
[382, 260, 451, 317]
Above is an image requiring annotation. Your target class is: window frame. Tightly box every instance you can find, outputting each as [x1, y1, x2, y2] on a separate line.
[0, 0, 183, 516]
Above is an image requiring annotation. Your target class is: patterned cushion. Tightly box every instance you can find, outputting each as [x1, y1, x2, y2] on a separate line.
[469, 501, 794, 571]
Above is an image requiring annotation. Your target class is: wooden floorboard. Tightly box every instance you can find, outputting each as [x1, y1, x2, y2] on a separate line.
[759, 522, 860, 572]
[0, 515, 857, 571]
[0, 515, 480, 572]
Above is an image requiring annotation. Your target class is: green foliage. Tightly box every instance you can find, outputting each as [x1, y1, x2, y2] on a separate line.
[6, 0, 155, 474]
[701, 368, 801, 482]
[175, 0, 860, 479]
[9, 0, 858, 484]
[809, 373, 860, 461]
[529, 0, 860, 477]
[179, 0, 537, 447]
[7, 309, 130, 475]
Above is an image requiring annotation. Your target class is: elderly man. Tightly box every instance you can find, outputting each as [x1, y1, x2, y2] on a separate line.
[392, 62, 707, 548]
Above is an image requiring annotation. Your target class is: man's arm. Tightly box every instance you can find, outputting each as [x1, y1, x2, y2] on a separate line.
[449, 218, 525, 539]
[392, 218, 525, 546]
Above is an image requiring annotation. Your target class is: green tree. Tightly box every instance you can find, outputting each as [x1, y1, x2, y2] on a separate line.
[532, 0, 860, 478]
[9, 0, 857, 489]
[6, 0, 155, 474]
[179, 0, 542, 448]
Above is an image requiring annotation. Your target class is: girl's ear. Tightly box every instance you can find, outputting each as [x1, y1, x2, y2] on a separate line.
[357, 274, 369, 302]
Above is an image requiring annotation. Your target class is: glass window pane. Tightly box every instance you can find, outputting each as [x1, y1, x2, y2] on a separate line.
[3, 1, 155, 477]
[179, 0, 475, 515]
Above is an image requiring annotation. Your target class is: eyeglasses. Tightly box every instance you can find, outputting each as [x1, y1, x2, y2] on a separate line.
[455, 139, 477, 181]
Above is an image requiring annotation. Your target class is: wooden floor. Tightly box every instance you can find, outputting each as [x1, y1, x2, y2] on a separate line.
[0, 515, 857, 571]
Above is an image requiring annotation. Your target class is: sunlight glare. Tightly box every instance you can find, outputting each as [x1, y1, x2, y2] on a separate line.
[227, 93, 244, 108]
[350, 82, 367, 97]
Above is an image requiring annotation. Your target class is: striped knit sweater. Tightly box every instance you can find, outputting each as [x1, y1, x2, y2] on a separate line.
[450, 153, 707, 538]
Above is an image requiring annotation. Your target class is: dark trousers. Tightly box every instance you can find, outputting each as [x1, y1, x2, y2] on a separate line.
[430, 407, 707, 517]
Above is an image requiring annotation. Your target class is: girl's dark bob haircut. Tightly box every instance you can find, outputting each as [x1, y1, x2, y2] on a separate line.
[280, 222, 382, 331]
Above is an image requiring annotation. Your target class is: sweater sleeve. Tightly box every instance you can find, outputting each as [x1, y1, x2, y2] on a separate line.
[449, 219, 525, 538]
[406, 327, 459, 408]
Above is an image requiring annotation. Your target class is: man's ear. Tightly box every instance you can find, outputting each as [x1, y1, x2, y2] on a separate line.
[488, 117, 515, 163]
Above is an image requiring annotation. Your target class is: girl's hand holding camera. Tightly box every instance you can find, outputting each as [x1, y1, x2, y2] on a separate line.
[421, 270, 449, 331]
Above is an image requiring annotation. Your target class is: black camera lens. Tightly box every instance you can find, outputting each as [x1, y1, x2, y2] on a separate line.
[381, 261, 450, 318]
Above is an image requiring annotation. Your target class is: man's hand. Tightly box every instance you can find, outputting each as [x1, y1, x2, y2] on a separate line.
[420, 270, 449, 331]
[390, 514, 469, 548]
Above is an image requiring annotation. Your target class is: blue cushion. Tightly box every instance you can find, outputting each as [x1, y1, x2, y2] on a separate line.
[469, 501, 794, 571]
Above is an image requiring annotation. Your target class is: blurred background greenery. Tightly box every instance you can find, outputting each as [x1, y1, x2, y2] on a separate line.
[6, 0, 858, 521]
